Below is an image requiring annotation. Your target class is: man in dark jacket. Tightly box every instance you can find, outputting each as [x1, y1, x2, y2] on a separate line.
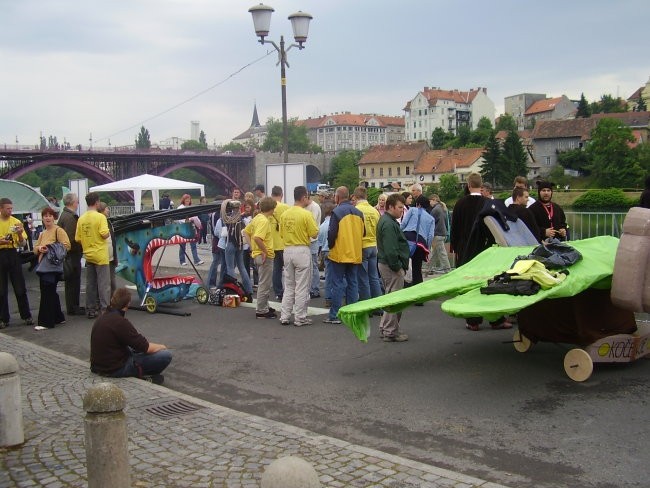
[529, 181, 568, 241]
[90, 288, 172, 384]
[376, 193, 410, 342]
[57, 193, 84, 315]
[507, 187, 541, 241]
[450, 172, 511, 331]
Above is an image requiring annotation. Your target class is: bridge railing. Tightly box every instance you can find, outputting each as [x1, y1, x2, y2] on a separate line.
[565, 211, 628, 239]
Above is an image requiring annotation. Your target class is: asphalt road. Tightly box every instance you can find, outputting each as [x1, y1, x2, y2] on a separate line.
[3, 265, 649, 488]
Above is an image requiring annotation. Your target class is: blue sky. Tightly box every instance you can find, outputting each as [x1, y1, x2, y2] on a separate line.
[1, 0, 648, 149]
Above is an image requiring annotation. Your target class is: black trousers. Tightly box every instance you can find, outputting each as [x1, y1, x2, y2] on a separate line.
[63, 254, 82, 313]
[38, 274, 65, 327]
[410, 246, 426, 286]
[0, 249, 31, 323]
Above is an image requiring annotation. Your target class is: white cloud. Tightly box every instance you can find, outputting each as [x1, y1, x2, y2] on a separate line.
[1, 0, 649, 148]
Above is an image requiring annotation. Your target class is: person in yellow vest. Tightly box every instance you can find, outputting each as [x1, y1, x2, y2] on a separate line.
[279, 186, 319, 327]
[75, 192, 110, 319]
[0, 197, 33, 328]
[270, 185, 289, 300]
[244, 196, 277, 319]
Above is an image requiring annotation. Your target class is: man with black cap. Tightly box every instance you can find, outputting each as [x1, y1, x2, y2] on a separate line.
[529, 181, 568, 241]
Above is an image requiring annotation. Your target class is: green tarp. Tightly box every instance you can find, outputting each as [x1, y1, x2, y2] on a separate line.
[338, 236, 619, 342]
[0, 179, 55, 214]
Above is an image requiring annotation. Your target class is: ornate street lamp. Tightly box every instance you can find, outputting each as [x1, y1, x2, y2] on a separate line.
[249, 4, 313, 164]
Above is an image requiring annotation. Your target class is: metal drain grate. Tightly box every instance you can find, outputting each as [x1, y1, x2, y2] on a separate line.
[144, 400, 204, 419]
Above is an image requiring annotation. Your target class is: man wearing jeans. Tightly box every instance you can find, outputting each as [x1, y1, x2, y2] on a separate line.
[352, 187, 382, 310]
[90, 288, 171, 384]
[270, 186, 289, 300]
[324, 187, 365, 325]
[75, 192, 110, 319]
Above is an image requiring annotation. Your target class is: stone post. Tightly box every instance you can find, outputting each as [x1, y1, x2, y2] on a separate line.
[83, 382, 131, 488]
[261, 456, 322, 488]
[0, 352, 24, 447]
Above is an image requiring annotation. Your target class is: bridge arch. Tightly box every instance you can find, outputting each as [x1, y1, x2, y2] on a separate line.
[159, 161, 241, 194]
[3, 158, 114, 184]
[306, 164, 322, 184]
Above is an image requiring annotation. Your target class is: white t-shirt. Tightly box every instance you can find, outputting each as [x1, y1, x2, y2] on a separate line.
[504, 196, 536, 208]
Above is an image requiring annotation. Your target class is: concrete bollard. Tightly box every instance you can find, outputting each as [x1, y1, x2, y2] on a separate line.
[83, 382, 131, 488]
[0, 352, 24, 447]
[261, 455, 322, 488]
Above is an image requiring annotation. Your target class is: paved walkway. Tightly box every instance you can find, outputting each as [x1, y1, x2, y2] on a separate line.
[0, 334, 509, 488]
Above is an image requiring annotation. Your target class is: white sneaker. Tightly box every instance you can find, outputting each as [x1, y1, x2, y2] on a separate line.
[195, 260, 205, 265]
[180, 262, 188, 266]
[34, 325, 48, 331]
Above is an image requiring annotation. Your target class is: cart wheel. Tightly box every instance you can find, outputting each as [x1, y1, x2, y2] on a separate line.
[563, 348, 593, 382]
[195, 286, 208, 304]
[513, 329, 532, 353]
[144, 296, 157, 314]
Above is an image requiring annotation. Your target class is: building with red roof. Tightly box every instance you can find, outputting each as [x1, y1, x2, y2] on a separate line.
[403, 86, 495, 143]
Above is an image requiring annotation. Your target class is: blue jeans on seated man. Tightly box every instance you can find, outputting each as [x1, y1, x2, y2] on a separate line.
[111, 348, 172, 378]
[225, 241, 253, 294]
[328, 261, 360, 320]
[358, 246, 382, 301]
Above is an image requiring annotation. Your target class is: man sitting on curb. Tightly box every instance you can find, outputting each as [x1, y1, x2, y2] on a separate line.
[90, 288, 172, 384]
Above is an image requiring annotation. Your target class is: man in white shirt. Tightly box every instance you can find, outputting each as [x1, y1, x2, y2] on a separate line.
[504, 176, 536, 207]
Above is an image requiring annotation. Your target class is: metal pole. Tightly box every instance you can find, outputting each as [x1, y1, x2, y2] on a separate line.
[280, 35, 289, 164]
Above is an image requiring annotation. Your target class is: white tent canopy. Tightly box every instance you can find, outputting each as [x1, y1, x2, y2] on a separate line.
[89, 174, 205, 211]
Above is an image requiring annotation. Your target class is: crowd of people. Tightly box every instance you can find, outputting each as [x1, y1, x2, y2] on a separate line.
[2, 174, 648, 382]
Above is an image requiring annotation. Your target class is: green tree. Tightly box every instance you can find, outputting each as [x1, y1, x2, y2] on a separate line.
[557, 148, 592, 175]
[635, 142, 650, 175]
[471, 117, 494, 146]
[430, 127, 452, 149]
[220, 141, 247, 152]
[480, 130, 504, 187]
[438, 173, 460, 202]
[586, 118, 641, 187]
[326, 150, 361, 190]
[590, 94, 627, 114]
[366, 187, 382, 206]
[576, 93, 591, 118]
[198, 130, 208, 149]
[495, 113, 517, 132]
[261, 117, 322, 153]
[181, 140, 206, 151]
[500, 130, 529, 185]
[451, 124, 472, 148]
[135, 126, 151, 149]
[635, 96, 647, 112]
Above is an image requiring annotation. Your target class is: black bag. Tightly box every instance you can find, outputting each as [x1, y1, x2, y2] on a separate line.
[480, 272, 541, 296]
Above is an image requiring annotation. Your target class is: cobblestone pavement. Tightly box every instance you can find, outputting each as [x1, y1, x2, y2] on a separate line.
[0, 335, 509, 488]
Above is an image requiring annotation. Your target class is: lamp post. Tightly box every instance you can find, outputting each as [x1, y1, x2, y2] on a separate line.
[249, 4, 312, 164]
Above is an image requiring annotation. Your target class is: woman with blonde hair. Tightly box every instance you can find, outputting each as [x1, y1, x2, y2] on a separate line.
[375, 193, 387, 216]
